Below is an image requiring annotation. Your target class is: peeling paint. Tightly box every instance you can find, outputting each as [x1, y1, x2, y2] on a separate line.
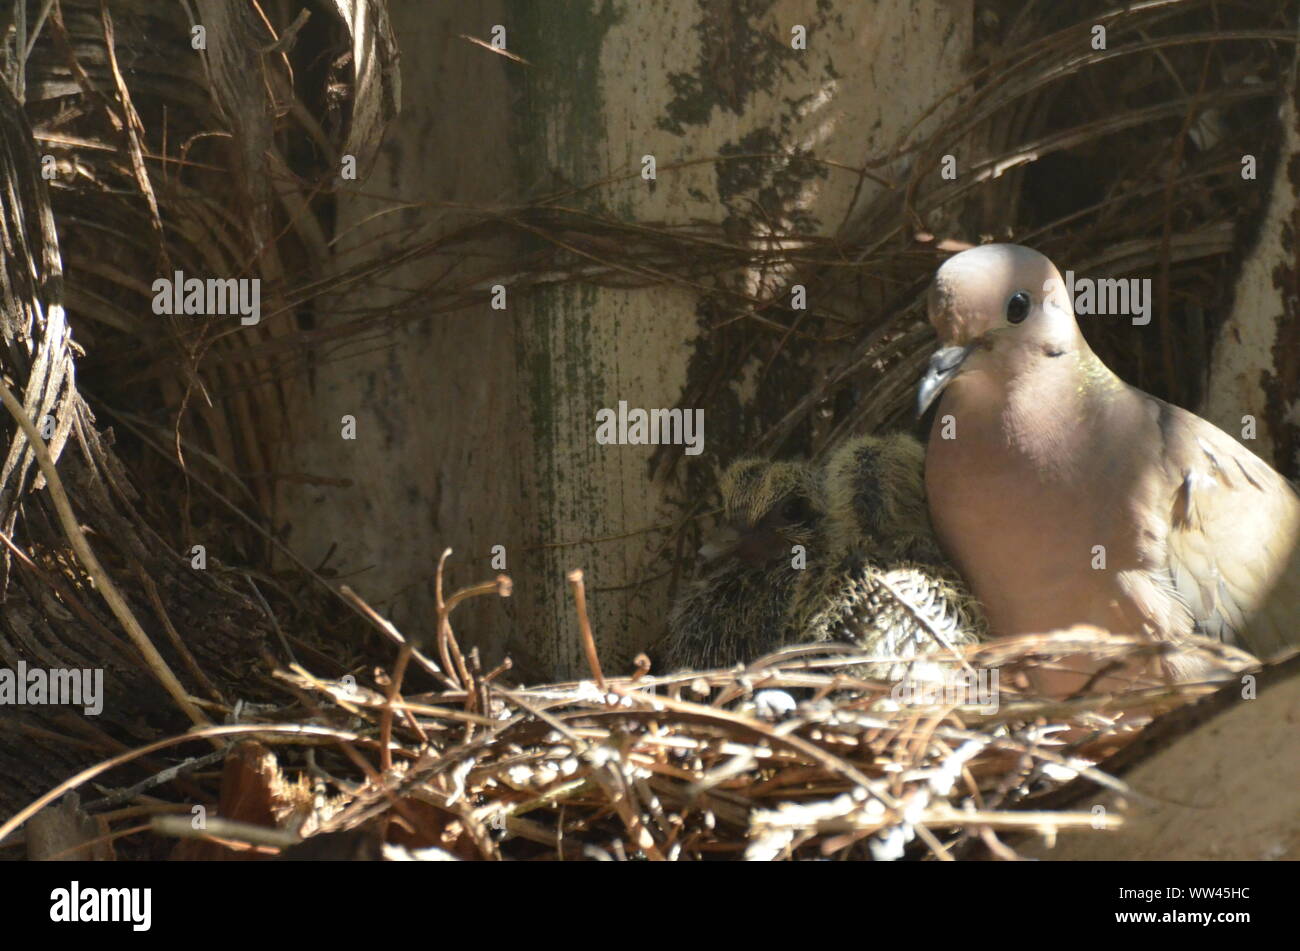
[502, 0, 970, 677]
[658, 0, 832, 135]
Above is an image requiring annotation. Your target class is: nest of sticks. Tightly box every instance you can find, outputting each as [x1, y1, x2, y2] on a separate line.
[3, 553, 1260, 861]
[0, 0, 1292, 859]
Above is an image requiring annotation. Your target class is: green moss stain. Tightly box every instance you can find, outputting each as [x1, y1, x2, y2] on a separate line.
[659, 0, 800, 135]
[508, 0, 622, 198]
[506, 2, 625, 671]
[716, 127, 827, 234]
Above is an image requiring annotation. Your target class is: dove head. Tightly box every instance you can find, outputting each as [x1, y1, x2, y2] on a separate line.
[698, 459, 824, 568]
[917, 244, 1088, 416]
[823, 433, 942, 564]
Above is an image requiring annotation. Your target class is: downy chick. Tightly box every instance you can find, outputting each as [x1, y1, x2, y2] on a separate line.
[658, 459, 825, 672]
[791, 433, 984, 680]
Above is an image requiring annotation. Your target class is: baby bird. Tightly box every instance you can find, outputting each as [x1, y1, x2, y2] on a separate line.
[661, 436, 984, 681]
[658, 459, 825, 672]
[820, 432, 944, 564]
[791, 433, 984, 681]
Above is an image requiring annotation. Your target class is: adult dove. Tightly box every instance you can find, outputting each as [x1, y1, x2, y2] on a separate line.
[916, 243, 1300, 694]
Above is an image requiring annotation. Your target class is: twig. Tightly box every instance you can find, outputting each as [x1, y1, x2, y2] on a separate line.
[434, 549, 472, 693]
[0, 377, 211, 732]
[567, 569, 606, 693]
[151, 814, 299, 849]
[0, 722, 364, 847]
[136, 566, 225, 703]
[338, 583, 457, 691]
[457, 33, 533, 66]
[245, 571, 296, 666]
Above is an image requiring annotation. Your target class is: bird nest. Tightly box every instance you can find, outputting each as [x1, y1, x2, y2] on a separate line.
[1, 555, 1256, 861]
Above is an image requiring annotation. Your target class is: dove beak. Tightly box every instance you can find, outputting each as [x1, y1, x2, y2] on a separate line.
[916, 344, 972, 418]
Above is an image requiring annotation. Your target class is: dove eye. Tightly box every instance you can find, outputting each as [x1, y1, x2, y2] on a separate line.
[1006, 291, 1031, 324]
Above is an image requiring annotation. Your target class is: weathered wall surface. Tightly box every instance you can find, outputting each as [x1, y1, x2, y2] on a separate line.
[275, 1, 522, 655]
[275, 1, 973, 679]
[1204, 29, 1300, 475]
[506, 0, 973, 677]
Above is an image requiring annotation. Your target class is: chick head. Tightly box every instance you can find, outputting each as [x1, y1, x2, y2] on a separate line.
[699, 458, 826, 569]
[822, 433, 940, 565]
[656, 459, 825, 673]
